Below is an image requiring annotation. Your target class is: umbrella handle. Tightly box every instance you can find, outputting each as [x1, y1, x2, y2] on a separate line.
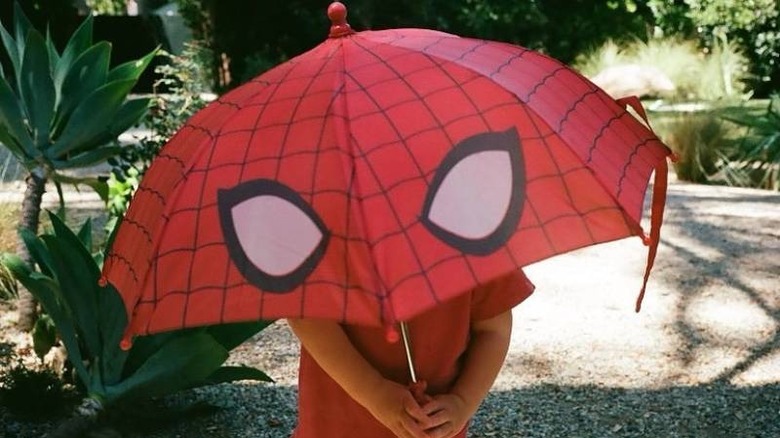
[400, 321, 417, 383]
[409, 380, 432, 406]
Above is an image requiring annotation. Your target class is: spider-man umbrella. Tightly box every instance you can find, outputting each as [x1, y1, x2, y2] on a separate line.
[102, 2, 673, 350]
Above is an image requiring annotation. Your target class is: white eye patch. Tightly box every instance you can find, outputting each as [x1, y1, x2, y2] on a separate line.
[219, 180, 329, 292]
[421, 128, 524, 255]
[230, 195, 324, 276]
[426, 149, 513, 239]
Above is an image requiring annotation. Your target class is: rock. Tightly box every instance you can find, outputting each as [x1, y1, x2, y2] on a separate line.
[590, 64, 675, 99]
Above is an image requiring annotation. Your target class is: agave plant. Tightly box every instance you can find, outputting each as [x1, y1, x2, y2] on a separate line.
[2, 212, 272, 436]
[0, 3, 156, 329]
[720, 95, 780, 191]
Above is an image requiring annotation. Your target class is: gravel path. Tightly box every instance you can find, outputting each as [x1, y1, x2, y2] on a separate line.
[2, 179, 779, 437]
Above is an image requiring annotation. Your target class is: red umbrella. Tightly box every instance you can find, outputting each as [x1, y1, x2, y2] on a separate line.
[102, 2, 673, 351]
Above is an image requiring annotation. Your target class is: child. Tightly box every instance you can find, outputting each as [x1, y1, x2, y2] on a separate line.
[288, 269, 535, 438]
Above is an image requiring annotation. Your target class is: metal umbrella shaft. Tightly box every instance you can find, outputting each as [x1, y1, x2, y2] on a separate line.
[400, 321, 418, 383]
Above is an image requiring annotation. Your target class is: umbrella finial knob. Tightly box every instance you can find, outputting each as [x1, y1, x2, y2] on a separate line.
[328, 2, 354, 38]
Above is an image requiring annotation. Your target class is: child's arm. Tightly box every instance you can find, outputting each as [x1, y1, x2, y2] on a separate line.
[287, 318, 433, 438]
[421, 310, 513, 438]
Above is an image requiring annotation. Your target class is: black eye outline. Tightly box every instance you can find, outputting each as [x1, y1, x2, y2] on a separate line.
[218, 179, 330, 293]
[420, 128, 525, 256]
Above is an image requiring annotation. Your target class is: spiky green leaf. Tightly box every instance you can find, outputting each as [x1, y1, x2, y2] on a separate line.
[76, 217, 93, 249]
[18, 227, 54, 277]
[206, 320, 273, 351]
[55, 41, 111, 128]
[54, 15, 93, 93]
[2, 253, 90, 385]
[121, 330, 182, 378]
[105, 97, 150, 139]
[97, 284, 129, 386]
[45, 27, 60, 75]
[48, 79, 136, 158]
[104, 333, 228, 403]
[107, 47, 158, 83]
[50, 174, 109, 202]
[0, 21, 20, 76]
[19, 29, 55, 149]
[0, 125, 23, 157]
[32, 314, 57, 360]
[52, 146, 123, 170]
[42, 211, 102, 359]
[12, 2, 33, 55]
[0, 77, 35, 158]
[203, 365, 273, 386]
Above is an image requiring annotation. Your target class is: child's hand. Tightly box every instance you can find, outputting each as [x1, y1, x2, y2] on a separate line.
[420, 393, 471, 438]
[364, 380, 434, 438]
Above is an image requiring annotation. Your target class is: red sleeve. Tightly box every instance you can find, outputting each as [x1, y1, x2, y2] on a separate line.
[470, 269, 535, 322]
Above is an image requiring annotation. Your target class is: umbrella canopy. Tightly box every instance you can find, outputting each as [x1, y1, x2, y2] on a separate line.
[102, 2, 673, 347]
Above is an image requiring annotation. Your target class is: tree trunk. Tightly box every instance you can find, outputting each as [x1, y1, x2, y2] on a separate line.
[45, 397, 103, 438]
[15, 167, 46, 331]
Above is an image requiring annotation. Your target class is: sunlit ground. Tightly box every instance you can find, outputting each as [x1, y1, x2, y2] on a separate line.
[508, 182, 780, 389]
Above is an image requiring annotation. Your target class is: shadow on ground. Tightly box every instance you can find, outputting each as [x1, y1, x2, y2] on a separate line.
[658, 187, 780, 384]
[64, 381, 779, 438]
[475, 382, 780, 438]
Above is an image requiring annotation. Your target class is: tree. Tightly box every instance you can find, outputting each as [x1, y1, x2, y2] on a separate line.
[648, 0, 780, 96]
[0, 4, 154, 329]
[176, 0, 655, 91]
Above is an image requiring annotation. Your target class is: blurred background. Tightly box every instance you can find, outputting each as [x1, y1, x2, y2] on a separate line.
[1, 0, 778, 191]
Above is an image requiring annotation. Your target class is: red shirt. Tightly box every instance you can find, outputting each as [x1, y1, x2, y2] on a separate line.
[292, 270, 535, 438]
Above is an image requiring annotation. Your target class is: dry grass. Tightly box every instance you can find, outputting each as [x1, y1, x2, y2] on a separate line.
[0, 200, 108, 255]
[0, 206, 17, 255]
[0, 200, 107, 300]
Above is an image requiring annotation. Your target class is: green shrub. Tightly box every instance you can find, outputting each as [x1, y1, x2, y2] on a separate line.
[85, 0, 126, 15]
[658, 112, 731, 183]
[575, 36, 750, 101]
[108, 42, 213, 218]
[0, 3, 157, 330]
[695, 38, 750, 101]
[0, 359, 70, 420]
[648, 0, 780, 97]
[718, 95, 780, 190]
[573, 40, 629, 78]
[0, 3, 156, 207]
[629, 38, 701, 100]
[1, 212, 273, 433]
[0, 261, 17, 300]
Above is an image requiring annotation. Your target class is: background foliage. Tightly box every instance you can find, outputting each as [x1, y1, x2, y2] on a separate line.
[4, 1, 777, 97]
[174, 0, 655, 91]
[648, 0, 780, 96]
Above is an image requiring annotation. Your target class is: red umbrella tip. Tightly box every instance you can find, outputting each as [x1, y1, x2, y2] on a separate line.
[384, 325, 401, 344]
[328, 2, 354, 38]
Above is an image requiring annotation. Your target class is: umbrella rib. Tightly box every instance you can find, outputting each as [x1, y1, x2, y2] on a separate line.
[216, 61, 301, 325]
[416, 49, 526, 273]
[343, 38, 442, 316]
[348, 36, 498, 310]
[275, 50, 347, 321]
[332, 37, 389, 324]
[411, 39, 658, 227]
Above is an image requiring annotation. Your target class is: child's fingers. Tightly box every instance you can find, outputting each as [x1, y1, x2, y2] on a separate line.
[423, 408, 451, 430]
[403, 395, 432, 425]
[421, 398, 445, 415]
[426, 422, 457, 438]
[400, 415, 432, 438]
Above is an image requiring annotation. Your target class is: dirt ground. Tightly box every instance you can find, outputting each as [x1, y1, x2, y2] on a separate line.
[1, 178, 779, 437]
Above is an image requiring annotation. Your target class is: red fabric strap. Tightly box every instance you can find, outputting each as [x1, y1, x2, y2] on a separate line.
[617, 96, 652, 127]
[615, 95, 668, 311]
[635, 157, 668, 312]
